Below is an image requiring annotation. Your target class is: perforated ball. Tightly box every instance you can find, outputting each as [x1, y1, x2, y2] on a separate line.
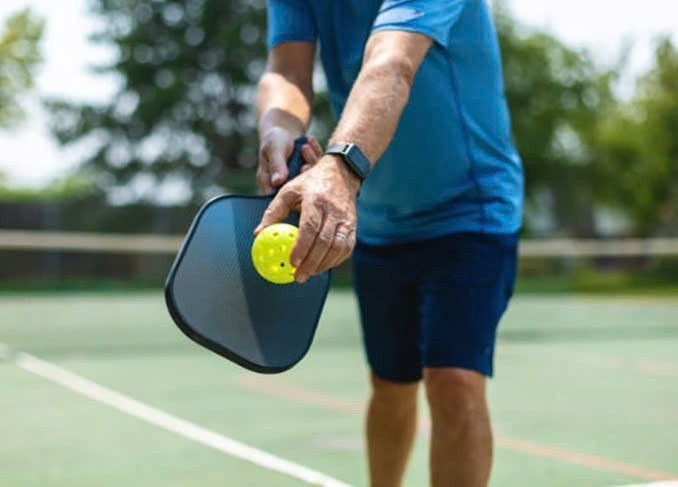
[251, 223, 298, 284]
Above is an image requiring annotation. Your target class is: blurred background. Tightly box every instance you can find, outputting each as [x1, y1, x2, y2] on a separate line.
[0, 1, 676, 486]
[0, 0, 677, 291]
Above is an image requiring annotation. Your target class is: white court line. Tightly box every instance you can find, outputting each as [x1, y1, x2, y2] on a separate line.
[1, 343, 352, 487]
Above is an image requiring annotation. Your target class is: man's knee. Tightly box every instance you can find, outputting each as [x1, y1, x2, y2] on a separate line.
[424, 368, 487, 425]
[370, 372, 419, 410]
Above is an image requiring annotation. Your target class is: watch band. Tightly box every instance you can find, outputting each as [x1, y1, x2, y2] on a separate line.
[325, 143, 372, 181]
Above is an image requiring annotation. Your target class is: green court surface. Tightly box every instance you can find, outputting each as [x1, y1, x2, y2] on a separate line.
[1, 290, 676, 486]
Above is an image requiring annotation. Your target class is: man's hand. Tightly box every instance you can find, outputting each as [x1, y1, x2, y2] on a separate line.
[256, 128, 323, 194]
[255, 155, 360, 283]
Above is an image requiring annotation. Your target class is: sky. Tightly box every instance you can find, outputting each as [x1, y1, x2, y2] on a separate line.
[0, 0, 676, 187]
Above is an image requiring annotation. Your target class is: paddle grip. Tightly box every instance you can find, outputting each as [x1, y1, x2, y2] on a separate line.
[286, 136, 308, 181]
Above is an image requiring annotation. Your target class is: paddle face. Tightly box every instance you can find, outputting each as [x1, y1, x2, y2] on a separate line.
[165, 137, 331, 373]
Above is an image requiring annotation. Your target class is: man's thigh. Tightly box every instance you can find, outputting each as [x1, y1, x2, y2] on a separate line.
[419, 232, 518, 377]
[352, 232, 518, 381]
[352, 241, 423, 383]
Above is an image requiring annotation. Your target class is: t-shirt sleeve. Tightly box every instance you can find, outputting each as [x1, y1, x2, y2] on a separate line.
[371, 0, 467, 48]
[266, 0, 318, 49]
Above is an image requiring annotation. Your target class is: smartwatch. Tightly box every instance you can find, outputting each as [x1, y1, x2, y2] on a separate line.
[325, 143, 372, 182]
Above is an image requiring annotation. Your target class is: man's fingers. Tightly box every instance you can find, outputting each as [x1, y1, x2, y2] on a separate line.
[317, 226, 355, 273]
[256, 166, 273, 194]
[315, 229, 348, 274]
[308, 136, 323, 158]
[268, 150, 289, 187]
[294, 216, 335, 283]
[255, 188, 299, 235]
[261, 137, 321, 191]
[302, 144, 320, 166]
[260, 140, 292, 188]
[290, 199, 324, 271]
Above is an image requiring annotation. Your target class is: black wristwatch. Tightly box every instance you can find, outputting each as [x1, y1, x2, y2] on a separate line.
[325, 143, 372, 182]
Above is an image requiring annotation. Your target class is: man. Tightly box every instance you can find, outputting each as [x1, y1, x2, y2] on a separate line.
[255, 0, 523, 485]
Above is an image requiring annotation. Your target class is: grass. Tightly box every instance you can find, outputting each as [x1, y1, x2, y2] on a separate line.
[0, 290, 677, 486]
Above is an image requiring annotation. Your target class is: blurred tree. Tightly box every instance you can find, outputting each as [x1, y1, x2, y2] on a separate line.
[0, 9, 44, 128]
[494, 1, 615, 236]
[594, 38, 678, 236]
[0, 174, 97, 202]
[49, 0, 270, 202]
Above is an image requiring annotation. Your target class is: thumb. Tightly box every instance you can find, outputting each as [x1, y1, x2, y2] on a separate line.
[268, 143, 292, 188]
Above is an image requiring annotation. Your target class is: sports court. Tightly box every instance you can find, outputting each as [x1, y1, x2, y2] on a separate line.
[1, 0, 677, 485]
[2, 289, 676, 486]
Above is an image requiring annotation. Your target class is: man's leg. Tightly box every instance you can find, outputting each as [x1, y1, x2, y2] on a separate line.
[415, 232, 518, 486]
[366, 373, 419, 487]
[424, 368, 492, 487]
[352, 241, 423, 486]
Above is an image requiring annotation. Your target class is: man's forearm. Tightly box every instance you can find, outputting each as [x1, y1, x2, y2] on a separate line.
[329, 32, 432, 165]
[255, 42, 317, 192]
[330, 63, 412, 165]
[256, 71, 312, 137]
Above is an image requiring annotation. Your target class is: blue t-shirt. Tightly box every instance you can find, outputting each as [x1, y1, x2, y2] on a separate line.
[267, 0, 524, 244]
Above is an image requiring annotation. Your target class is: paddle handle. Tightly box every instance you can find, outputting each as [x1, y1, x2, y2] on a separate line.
[286, 136, 308, 181]
[272, 135, 307, 197]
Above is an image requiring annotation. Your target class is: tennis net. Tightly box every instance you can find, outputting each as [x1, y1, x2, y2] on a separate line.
[2, 229, 677, 257]
[1, 229, 677, 292]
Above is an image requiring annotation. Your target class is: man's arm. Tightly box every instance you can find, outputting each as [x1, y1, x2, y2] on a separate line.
[257, 31, 433, 283]
[329, 31, 432, 163]
[256, 41, 323, 193]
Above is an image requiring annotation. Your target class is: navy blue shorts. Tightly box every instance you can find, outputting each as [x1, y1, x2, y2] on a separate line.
[352, 232, 518, 382]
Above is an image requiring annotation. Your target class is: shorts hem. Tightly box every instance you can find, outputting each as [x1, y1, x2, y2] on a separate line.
[369, 364, 422, 384]
[423, 360, 494, 378]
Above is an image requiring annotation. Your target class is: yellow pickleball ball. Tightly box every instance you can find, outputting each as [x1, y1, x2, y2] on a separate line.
[251, 223, 298, 284]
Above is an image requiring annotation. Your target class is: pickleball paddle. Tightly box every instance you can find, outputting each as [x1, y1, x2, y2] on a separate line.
[165, 137, 331, 373]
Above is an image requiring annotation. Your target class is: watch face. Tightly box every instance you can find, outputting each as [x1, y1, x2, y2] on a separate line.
[326, 143, 370, 180]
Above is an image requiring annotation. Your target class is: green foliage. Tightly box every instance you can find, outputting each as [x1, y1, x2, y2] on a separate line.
[594, 38, 678, 236]
[0, 9, 44, 128]
[494, 2, 615, 235]
[48, 0, 268, 201]
[0, 174, 98, 202]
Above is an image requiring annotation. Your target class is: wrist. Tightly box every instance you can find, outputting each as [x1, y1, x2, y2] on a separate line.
[258, 112, 305, 141]
[259, 125, 300, 141]
[325, 142, 372, 183]
[321, 155, 361, 196]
